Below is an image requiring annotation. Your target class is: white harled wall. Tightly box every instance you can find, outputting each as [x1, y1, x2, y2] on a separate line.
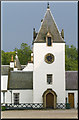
[22, 63, 33, 71]
[5, 90, 33, 103]
[33, 43, 65, 103]
[1, 76, 8, 91]
[1, 75, 8, 103]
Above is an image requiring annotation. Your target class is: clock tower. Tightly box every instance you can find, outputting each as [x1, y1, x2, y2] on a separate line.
[33, 4, 65, 108]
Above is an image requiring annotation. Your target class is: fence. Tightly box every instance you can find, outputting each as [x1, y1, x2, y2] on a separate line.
[1, 103, 71, 110]
[5, 103, 43, 110]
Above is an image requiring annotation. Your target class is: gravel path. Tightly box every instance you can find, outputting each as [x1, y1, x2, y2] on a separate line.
[1, 109, 78, 119]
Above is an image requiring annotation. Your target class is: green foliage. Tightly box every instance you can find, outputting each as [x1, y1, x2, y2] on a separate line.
[65, 45, 78, 71]
[14, 43, 32, 65]
[1, 50, 16, 65]
[1, 43, 32, 65]
[1, 43, 78, 71]
[1, 106, 6, 111]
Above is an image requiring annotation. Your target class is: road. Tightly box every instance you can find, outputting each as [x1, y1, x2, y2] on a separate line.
[1, 109, 78, 119]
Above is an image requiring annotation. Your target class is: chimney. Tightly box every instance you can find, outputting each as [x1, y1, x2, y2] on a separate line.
[31, 53, 33, 62]
[10, 55, 14, 69]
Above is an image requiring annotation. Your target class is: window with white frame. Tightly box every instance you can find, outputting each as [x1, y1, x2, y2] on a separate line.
[14, 93, 19, 104]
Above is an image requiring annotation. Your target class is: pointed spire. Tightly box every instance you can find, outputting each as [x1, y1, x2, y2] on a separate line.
[14, 51, 17, 68]
[34, 4, 65, 43]
[14, 51, 22, 70]
[15, 51, 18, 58]
[14, 60, 17, 68]
[47, 2, 50, 9]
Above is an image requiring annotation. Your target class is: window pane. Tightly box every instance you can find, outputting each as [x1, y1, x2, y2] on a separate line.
[47, 37, 51, 46]
[3, 92, 5, 103]
[47, 74, 52, 84]
[14, 93, 19, 104]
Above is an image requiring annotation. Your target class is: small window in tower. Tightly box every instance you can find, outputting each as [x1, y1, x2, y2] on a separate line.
[47, 37, 52, 46]
[47, 74, 52, 84]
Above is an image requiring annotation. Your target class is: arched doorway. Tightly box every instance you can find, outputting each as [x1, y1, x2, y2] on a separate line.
[46, 93, 54, 108]
[42, 89, 57, 109]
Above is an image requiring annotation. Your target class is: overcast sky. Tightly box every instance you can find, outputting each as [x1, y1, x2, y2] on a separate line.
[1, 1, 78, 52]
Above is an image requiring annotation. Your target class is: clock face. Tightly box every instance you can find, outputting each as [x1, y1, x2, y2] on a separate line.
[45, 53, 54, 64]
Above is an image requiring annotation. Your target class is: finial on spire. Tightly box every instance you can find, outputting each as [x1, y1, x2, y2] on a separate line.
[47, 2, 50, 9]
[16, 51, 17, 54]
[61, 29, 64, 39]
[11, 55, 13, 62]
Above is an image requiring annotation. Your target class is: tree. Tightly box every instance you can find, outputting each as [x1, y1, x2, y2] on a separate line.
[14, 43, 32, 65]
[1, 43, 32, 65]
[1, 50, 16, 65]
[65, 45, 78, 71]
[1, 50, 6, 65]
[1, 43, 78, 71]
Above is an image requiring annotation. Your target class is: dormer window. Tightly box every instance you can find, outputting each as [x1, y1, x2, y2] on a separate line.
[46, 32, 52, 46]
[47, 37, 51, 46]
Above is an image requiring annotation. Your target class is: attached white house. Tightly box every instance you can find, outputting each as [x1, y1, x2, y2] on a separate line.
[1, 3, 78, 109]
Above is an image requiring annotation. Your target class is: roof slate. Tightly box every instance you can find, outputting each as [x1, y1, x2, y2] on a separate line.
[1, 66, 78, 90]
[65, 71, 78, 90]
[8, 71, 33, 89]
[1, 65, 9, 75]
[8, 71, 78, 90]
[1, 65, 26, 75]
[34, 9, 65, 43]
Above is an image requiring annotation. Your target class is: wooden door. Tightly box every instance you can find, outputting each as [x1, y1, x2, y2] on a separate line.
[68, 93, 74, 108]
[46, 93, 54, 108]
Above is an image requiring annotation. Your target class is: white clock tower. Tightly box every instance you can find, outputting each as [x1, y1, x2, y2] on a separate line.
[33, 3, 65, 108]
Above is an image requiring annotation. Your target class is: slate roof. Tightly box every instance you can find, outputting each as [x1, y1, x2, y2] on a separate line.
[7, 71, 78, 90]
[1, 65, 26, 75]
[1, 65, 9, 75]
[65, 71, 78, 90]
[8, 71, 33, 90]
[1, 65, 78, 90]
[34, 9, 65, 43]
